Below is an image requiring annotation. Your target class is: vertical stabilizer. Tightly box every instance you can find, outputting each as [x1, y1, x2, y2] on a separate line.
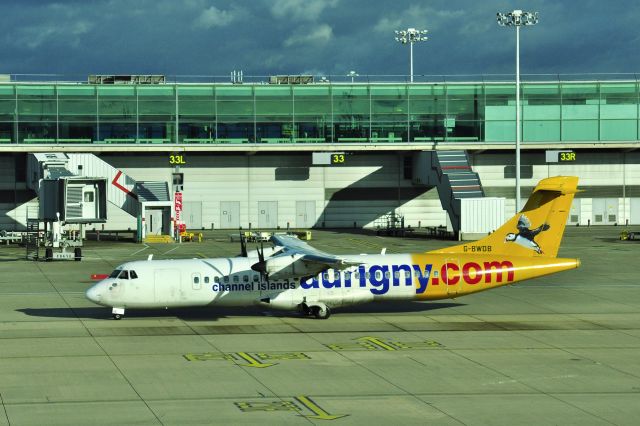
[430, 176, 579, 258]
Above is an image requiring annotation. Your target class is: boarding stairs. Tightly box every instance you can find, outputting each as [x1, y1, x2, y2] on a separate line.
[25, 218, 40, 260]
[429, 150, 485, 233]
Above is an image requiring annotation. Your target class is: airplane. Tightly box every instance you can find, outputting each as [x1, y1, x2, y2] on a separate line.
[86, 176, 581, 320]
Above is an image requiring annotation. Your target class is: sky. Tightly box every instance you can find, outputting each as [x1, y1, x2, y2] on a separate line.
[1, 0, 639, 80]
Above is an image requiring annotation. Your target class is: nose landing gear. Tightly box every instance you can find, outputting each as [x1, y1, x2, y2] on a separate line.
[112, 307, 125, 320]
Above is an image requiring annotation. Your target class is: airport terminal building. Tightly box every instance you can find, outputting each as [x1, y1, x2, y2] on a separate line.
[1, 74, 639, 235]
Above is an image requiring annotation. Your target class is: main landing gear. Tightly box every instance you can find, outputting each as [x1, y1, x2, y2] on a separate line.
[112, 307, 125, 320]
[300, 302, 331, 319]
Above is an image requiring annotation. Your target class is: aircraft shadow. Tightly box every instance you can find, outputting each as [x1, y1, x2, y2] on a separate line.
[18, 301, 463, 321]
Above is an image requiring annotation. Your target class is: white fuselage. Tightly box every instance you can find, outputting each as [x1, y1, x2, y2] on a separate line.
[85, 253, 420, 311]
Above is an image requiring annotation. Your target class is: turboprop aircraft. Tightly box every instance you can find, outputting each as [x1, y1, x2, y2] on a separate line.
[86, 176, 581, 320]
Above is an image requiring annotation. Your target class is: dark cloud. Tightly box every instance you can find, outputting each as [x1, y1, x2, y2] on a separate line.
[0, 0, 638, 79]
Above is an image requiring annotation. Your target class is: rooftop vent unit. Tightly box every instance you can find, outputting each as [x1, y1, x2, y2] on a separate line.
[269, 75, 314, 85]
[88, 75, 166, 84]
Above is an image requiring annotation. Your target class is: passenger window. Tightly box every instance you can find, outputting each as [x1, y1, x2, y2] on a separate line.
[233, 275, 239, 283]
[323, 272, 329, 280]
[214, 276, 220, 283]
[355, 272, 360, 279]
[204, 276, 210, 284]
[194, 276, 200, 284]
[375, 271, 382, 280]
[365, 272, 371, 279]
[384, 271, 390, 279]
[119, 270, 129, 279]
[129, 270, 138, 279]
[223, 276, 229, 283]
[243, 275, 249, 282]
[253, 275, 259, 282]
[394, 271, 399, 279]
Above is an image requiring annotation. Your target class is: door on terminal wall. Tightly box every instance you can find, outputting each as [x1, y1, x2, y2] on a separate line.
[183, 201, 202, 229]
[258, 201, 278, 229]
[147, 209, 164, 235]
[220, 201, 240, 229]
[630, 198, 640, 225]
[592, 198, 619, 225]
[296, 201, 316, 228]
[567, 199, 581, 225]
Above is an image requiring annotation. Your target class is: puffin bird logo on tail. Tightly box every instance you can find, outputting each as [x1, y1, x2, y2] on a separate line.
[505, 214, 550, 254]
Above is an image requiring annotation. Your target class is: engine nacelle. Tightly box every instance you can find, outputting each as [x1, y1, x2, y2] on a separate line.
[245, 246, 283, 259]
[259, 254, 324, 280]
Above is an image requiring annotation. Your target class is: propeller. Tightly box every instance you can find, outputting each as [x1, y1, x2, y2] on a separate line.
[239, 231, 248, 257]
[251, 242, 269, 283]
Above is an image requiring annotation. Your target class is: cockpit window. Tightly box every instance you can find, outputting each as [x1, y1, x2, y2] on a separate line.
[118, 270, 129, 279]
[109, 269, 122, 278]
[130, 270, 138, 279]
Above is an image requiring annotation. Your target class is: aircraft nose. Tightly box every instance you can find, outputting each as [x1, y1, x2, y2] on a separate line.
[85, 285, 102, 304]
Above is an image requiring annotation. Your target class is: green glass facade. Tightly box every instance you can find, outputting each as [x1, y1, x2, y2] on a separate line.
[0, 81, 638, 144]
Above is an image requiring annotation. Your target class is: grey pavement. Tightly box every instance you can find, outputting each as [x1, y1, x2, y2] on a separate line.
[0, 227, 638, 425]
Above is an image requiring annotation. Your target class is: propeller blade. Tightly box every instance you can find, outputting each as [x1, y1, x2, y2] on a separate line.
[240, 231, 248, 257]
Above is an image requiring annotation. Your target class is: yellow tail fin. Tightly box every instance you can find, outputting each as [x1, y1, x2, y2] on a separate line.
[430, 176, 579, 258]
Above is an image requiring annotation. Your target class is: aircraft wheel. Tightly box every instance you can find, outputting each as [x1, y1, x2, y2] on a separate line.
[299, 303, 312, 316]
[312, 305, 331, 320]
[112, 313, 123, 320]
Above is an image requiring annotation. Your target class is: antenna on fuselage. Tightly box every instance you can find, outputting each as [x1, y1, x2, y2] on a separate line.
[147, 254, 153, 261]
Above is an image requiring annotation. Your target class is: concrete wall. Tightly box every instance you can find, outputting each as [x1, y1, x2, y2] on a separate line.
[471, 150, 640, 225]
[99, 152, 446, 230]
[5, 149, 640, 232]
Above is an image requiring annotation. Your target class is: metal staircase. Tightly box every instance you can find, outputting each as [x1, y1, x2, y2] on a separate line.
[429, 150, 484, 233]
[25, 219, 40, 260]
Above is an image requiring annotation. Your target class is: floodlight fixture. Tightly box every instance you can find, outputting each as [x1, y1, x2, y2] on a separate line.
[394, 27, 429, 82]
[497, 10, 538, 212]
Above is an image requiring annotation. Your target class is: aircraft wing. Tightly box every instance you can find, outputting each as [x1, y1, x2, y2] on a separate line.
[258, 234, 360, 279]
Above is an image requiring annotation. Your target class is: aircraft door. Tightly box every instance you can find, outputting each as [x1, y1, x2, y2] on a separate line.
[444, 258, 461, 297]
[191, 273, 202, 290]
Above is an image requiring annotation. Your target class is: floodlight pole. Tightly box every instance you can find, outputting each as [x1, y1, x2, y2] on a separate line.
[395, 28, 428, 83]
[497, 10, 538, 212]
[516, 23, 521, 212]
[410, 40, 414, 83]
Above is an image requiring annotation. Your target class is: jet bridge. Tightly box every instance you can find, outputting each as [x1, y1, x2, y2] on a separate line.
[28, 153, 108, 224]
[29, 153, 175, 246]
